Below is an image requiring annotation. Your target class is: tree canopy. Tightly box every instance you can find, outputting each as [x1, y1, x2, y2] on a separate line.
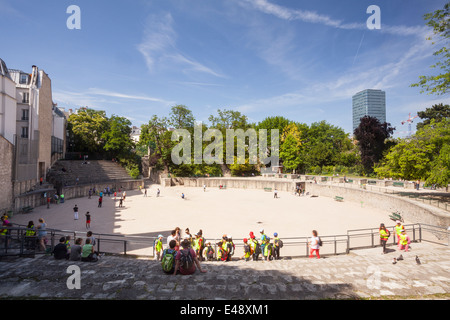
[411, 2, 450, 95]
[375, 118, 450, 187]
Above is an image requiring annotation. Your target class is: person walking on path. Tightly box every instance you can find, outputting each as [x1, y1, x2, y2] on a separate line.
[308, 230, 321, 259]
[379, 223, 390, 254]
[274, 189, 278, 198]
[73, 205, 79, 220]
[98, 196, 103, 208]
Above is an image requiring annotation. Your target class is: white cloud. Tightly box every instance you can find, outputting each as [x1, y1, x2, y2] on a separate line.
[137, 13, 225, 78]
[240, 0, 427, 37]
[53, 88, 175, 111]
[168, 53, 226, 78]
[87, 88, 174, 105]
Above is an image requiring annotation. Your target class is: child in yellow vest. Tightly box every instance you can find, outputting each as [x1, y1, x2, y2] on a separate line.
[241, 238, 251, 261]
[154, 235, 164, 261]
[398, 230, 410, 252]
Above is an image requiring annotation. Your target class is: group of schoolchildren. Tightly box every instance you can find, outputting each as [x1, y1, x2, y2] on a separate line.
[154, 227, 284, 275]
[379, 220, 412, 262]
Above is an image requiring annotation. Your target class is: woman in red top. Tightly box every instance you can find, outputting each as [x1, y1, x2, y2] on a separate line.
[173, 239, 207, 275]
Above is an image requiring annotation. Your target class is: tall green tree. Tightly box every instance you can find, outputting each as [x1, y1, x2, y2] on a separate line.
[279, 123, 303, 172]
[208, 109, 251, 176]
[411, 2, 450, 95]
[169, 105, 195, 129]
[67, 108, 109, 153]
[102, 115, 134, 158]
[141, 115, 174, 172]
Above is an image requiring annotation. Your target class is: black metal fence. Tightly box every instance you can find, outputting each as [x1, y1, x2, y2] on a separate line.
[1, 223, 448, 259]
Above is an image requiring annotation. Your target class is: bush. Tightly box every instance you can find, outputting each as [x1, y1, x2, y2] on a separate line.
[126, 165, 140, 179]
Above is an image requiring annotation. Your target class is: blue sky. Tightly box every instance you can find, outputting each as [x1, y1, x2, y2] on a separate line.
[1, 0, 448, 137]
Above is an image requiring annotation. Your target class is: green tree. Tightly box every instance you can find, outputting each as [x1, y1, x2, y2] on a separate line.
[67, 108, 109, 153]
[208, 109, 249, 130]
[102, 115, 134, 158]
[416, 103, 450, 129]
[142, 115, 174, 172]
[300, 121, 354, 172]
[280, 135, 302, 172]
[255, 116, 291, 147]
[375, 118, 450, 188]
[208, 109, 250, 176]
[411, 3, 450, 95]
[169, 105, 195, 129]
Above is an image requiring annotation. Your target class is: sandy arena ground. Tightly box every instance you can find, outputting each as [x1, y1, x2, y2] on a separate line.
[10, 183, 411, 257]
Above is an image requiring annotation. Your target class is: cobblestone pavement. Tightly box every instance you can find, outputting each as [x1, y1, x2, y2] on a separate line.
[0, 242, 448, 300]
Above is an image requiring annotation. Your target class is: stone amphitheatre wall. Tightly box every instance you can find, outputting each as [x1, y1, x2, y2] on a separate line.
[306, 183, 450, 228]
[13, 179, 143, 213]
[163, 177, 450, 228]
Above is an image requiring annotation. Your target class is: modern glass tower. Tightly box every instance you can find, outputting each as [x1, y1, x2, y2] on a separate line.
[352, 89, 386, 132]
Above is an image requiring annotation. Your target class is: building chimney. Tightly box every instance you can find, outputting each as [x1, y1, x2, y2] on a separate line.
[31, 65, 38, 86]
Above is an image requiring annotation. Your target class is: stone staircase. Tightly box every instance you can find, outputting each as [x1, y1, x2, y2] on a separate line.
[0, 242, 448, 300]
[47, 160, 134, 187]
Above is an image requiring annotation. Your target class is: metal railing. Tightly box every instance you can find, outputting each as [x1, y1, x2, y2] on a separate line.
[2, 223, 447, 259]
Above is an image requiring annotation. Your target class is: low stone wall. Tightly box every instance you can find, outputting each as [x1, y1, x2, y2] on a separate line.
[306, 182, 450, 228]
[163, 177, 450, 228]
[61, 179, 143, 199]
[13, 179, 143, 213]
[166, 177, 298, 192]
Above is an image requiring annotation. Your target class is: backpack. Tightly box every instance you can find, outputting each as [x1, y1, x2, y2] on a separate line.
[244, 244, 250, 253]
[179, 249, 194, 270]
[206, 246, 214, 259]
[275, 239, 283, 248]
[318, 237, 323, 247]
[161, 249, 176, 274]
[254, 243, 261, 255]
[227, 241, 235, 255]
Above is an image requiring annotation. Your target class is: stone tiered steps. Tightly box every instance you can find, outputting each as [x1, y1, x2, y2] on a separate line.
[0, 242, 448, 300]
[47, 160, 133, 186]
